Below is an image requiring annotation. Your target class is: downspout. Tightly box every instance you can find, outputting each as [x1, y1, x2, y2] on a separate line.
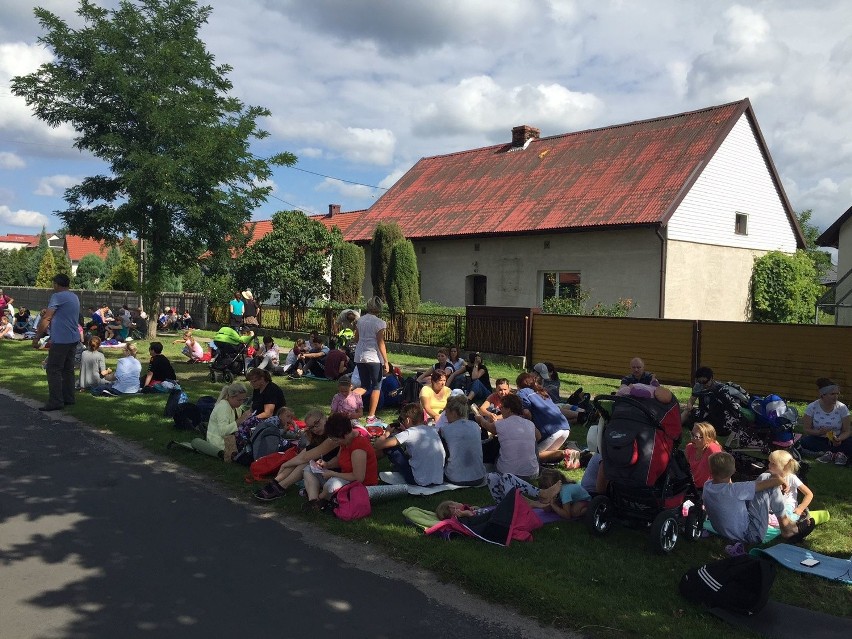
[655, 224, 667, 318]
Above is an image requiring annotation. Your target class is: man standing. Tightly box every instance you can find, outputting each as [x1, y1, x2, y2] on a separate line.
[33, 274, 81, 411]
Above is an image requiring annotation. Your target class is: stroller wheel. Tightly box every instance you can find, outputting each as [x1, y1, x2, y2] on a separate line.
[685, 505, 704, 542]
[585, 495, 613, 536]
[223, 370, 234, 384]
[649, 509, 679, 554]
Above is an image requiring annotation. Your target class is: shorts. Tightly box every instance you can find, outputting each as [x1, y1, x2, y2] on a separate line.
[537, 429, 571, 452]
[356, 362, 382, 393]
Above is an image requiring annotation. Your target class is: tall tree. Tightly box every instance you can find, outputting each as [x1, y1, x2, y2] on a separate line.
[35, 247, 57, 287]
[53, 248, 73, 279]
[331, 241, 365, 304]
[235, 211, 338, 307]
[75, 253, 106, 290]
[12, 0, 295, 337]
[796, 209, 832, 278]
[370, 221, 405, 300]
[103, 246, 122, 274]
[751, 250, 822, 323]
[27, 227, 50, 284]
[387, 240, 420, 314]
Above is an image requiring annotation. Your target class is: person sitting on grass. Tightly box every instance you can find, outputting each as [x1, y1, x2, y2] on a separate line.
[420, 370, 451, 423]
[516, 372, 571, 464]
[252, 335, 280, 371]
[437, 394, 486, 486]
[767, 449, 814, 527]
[91, 342, 141, 396]
[686, 421, 723, 488]
[416, 347, 455, 383]
[143, 342, 177, 389]
[477, 377, 511, 420]
[240, 368, 286, 427]
[78, 336, 111, 391]
[330, 374, 363, 419]
[300, 335, 329, 377]
[254, 411, 338, 501]
[619, 357, 657, 389]
[173, 330, 204, 363]
[702, 451, 815, 557]
[532, 362, 561, 403]
[281, 338, 307, 377]
[302, 412, 378, 511]
[171, 382, 247, 458]
[13, 307, 31, 334]
[477, 392, 539, 481]
[373, 403, 446, 487]
[801, 377, 851, 465]
[0, 315, 22, 339]
[322, 338, 350, 381]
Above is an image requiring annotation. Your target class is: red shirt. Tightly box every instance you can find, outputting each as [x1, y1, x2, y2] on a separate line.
[338, 434, 378, 485]
[686, 441, 723, 487]
[324, 348, 349, 380]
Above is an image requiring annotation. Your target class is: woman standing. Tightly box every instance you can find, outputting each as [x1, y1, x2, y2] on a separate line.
[353, 296, 389, 425]
[685, 421, 722, 487]
[802, 377, 851, 465]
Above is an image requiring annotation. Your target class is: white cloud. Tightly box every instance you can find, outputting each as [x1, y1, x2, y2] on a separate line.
[0, 205, 48, 228]
[297, 147, 323, 159]
[34, 174, 81, 197]
[413, 76, 603, 138]
[378, 168, 407, 190]
[269, 119, 396, 165]
[0, 151, 25, 169]
[316, 177, 377, 200]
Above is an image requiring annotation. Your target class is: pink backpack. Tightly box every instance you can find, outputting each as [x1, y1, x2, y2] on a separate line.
[333, 481, 371, 521]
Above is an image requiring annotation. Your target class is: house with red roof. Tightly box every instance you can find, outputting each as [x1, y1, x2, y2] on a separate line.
[0, 233, 63, 250]
[336, 98, 804, 320]
[817, 205, 852, 326]
[63, 235, 114, 274]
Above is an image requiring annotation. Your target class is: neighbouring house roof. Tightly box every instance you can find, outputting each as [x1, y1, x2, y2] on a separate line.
[816, 203, 852, 248]
[63, 235, 113, 261]
[0, 234, 38, 246]
[341, 98, 803, 246]
[243, 208, 366, 246]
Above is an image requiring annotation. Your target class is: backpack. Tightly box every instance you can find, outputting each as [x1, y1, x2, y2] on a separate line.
[400, 376, 423, 406]
[164, 388, 188, 417]
[196, 395, 217, 424]
[233, 421, 285, 466]
[173, 402, 202, 431]
[378, 370, 403, 409]
[247, 445, 299, 481]
[332, 481, 371, 521]
[679, 555, 776, 615]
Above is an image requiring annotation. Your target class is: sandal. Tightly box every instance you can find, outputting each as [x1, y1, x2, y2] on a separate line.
[787, 517, 816, 544]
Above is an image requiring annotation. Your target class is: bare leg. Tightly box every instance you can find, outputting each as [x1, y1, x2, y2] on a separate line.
[302, 467, 321, 500]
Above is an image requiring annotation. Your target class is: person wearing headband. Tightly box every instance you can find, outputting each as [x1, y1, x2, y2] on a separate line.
[801, 377, 851, 465]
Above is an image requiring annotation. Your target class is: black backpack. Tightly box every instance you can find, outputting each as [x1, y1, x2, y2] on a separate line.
[679, 555, 776, 615]
[173, 402, 202, 431]
[400, 376, 423, 406]
[196, 395, 217, 424]
[232, 422, 284, 466]
[163, 388, 186, 417]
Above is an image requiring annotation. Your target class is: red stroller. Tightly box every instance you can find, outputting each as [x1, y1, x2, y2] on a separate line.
[586, 395, 704, 554]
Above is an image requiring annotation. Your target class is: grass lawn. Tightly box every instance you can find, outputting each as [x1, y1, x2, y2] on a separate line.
[2, 333, 850, 639]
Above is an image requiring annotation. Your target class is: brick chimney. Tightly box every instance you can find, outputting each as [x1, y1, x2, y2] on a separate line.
[511, 125, 540, 148]
[328, 204, 341, 217]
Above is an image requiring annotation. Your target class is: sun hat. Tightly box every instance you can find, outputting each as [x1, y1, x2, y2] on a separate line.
[242, 290, 253, 300]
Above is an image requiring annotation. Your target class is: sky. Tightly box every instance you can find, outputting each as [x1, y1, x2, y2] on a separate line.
[1, 0, 851, 242]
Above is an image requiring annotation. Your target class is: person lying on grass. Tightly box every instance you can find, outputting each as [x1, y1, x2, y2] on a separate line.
[302, 412, 378, 511]
[254, 411, 336, 501]
[485, 470, 589, 519]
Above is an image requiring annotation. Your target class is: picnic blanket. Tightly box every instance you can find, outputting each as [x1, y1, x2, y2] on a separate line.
[379, 471, 484, 495]
[711, 599, 852, 639]
[749, 544, 852, 584]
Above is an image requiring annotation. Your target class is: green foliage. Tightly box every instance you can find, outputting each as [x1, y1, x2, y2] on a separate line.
[752, 250, 822, 323]
[11, 0, 295, 335]
[183, 260, 234, 304]
[370, 221, 405, 299]
[331, 241, 365, 304]
[0, 249, 33, 286]
[796, 209, 832, 278]
[53, 249, 73, 279]
[103, 246, 121, 273]
[35, 248, 57, 287]
[387, 240, 420, 314]
[235, 210, 336, 307]
[102, 248, 138, 291]
[75, 254, 106, 290]
[541, 288, 636, 317]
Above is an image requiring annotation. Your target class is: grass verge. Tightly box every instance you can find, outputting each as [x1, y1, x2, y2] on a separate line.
[1, 334, 850, 638]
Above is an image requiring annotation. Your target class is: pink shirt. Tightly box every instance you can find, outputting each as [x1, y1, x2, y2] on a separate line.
[331, 392, 363, 415]
[686, 441, 723, 487]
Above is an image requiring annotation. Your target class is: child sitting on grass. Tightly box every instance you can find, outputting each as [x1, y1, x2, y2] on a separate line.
[330, 374, 363, 419]
[767, 449, 814, 525]
[702, 451, 815, 556]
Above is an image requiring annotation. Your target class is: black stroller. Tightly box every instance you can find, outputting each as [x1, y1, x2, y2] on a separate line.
[208, 329, 257, 383]
[585, 395, 704, 554]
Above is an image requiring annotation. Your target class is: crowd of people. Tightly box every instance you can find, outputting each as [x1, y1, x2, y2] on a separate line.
[17, 285, 848, 558]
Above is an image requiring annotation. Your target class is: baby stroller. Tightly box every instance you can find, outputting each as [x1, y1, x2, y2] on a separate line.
[725, 393, 803, 460]
[208, 326, 257, 383]
[585, 395, 704, 554]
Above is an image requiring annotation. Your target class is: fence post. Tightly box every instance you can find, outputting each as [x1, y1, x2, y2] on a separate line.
[399, 310, 406, 343]
[454, 314, 461, 348]
[289, 306, 295, 332]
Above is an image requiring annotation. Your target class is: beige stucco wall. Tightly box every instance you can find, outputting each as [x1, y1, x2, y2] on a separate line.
[837, 220, 852, 326]
[362, 229, 663, 317]
[664, 240, 767, 320]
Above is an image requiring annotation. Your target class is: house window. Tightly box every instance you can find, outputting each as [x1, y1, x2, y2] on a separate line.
[735, 212, 748, 236]
[542, 271, 581, 302]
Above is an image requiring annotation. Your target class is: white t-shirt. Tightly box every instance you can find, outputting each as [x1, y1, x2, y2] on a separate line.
[781, 474, 804, 517]
[495, 414, 539, 478]
[804, 400, 849, 437]
[394, 426, 446, 486]
[354, 313, 387, 364]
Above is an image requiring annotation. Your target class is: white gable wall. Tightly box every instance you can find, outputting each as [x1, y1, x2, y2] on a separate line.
[667, 113, 797, 252]
[837, 219, 852, 326]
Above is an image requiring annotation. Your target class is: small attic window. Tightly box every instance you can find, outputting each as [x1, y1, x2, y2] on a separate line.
[735, 212, 748, 236]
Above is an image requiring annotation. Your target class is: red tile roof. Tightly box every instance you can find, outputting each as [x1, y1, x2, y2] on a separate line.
[342, 99, 801, 244]
[0, 234, 38, 245]
[244, 210, 365, 246]
[64, 235, 113, 261]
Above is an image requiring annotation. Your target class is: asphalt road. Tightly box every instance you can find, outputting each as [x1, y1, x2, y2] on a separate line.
[0, 389, 579, 639]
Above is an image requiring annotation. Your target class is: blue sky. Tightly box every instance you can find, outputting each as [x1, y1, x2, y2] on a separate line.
[1, 0, 851, 238]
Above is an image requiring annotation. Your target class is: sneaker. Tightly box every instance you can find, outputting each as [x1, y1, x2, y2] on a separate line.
[254, 481, 286, 502]
[787, 517, 816, 544]
[724, 542, 747, 557]
[834, 452, 848, 466]
[366, 415, 378, 426]
[816, 451, 835, 464]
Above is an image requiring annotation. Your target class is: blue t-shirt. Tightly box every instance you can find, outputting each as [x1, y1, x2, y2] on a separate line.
[559, 483, 590, 505]
[517, 387, 570, 438]
[229, 299, 244, 316]
[48, 289, 81, 344]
